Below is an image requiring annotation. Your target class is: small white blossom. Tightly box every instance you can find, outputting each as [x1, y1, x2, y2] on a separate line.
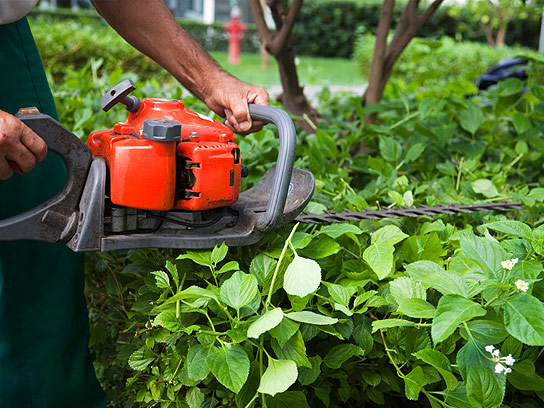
[515, 279, 529, 292]
[492, 349, 500, 358]
[501, 258, 519, 270]
[504, 368, 512, 374]
[495, 363, 506, 373]
[502, 354, 515, 366]
[485, 345, 495, 354]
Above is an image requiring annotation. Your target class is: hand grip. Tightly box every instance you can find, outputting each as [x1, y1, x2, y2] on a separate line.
[0, 114, 91, 243]
[248, 104, 297, 232]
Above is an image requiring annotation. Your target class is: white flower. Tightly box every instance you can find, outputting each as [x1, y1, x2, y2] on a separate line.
[495, 363, 506, 373]
[504, 368, 512, 374]
[501, 354, 515, 366]
[501, 258, 519, 270]
[485, 345, 495, 354]
[492, 349, 500, 358]
[515, 279, 529, 292]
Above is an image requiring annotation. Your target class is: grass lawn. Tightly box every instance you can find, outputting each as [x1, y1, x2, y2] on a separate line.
[210, 51, 365, 88]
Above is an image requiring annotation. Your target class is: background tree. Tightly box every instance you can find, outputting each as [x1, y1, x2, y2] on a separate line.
[363, 0, 444, 124]
[450, 0, 542, 48]
[250, 0, 319, 132]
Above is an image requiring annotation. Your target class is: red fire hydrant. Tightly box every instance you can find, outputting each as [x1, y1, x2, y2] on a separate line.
[225, 12, 246, 64]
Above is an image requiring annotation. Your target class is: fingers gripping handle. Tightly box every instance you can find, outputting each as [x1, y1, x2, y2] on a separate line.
[0, 114, 91, 243]
[248, 104, 297, 232]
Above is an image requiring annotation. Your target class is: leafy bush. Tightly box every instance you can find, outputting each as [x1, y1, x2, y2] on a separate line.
[353, 34, 537, 97]
[35, 12, 544, 406]
[47, 50, 544, 407]
[294, 0, 541, 58]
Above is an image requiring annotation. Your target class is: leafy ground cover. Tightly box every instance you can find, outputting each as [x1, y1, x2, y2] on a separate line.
[31, 15, 544, 408]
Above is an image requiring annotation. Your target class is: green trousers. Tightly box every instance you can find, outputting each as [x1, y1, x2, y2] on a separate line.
[0, 18, 106, 408]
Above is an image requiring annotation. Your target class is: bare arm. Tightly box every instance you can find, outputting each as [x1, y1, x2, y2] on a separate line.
[0, 110, 47, 180]
[91, 0, 269, 133]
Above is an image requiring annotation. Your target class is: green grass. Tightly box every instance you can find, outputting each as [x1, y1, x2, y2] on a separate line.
[210, 51, 365, 88]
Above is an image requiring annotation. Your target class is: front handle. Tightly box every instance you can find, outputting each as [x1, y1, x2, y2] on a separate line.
[0, 113, 91, 243]
[248, 104, 297, 232]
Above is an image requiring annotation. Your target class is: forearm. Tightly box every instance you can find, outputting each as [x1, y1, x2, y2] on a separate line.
[91, 0, 226, 104]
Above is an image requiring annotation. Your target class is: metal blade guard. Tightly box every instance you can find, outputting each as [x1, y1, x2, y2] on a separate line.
[0, 100, 314, 251]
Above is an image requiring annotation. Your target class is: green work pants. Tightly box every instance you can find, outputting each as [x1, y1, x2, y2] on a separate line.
[0, 17, 106, 408]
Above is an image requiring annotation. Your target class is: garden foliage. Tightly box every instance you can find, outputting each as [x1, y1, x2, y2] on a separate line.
[34, 16, 544, 408]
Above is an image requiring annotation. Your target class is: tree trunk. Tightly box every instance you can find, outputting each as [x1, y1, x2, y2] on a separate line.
[496, 25, 507, 47]
[364, 0, 394, 124]
[362, 0, 444, 125]
[250, 0, 319, 132]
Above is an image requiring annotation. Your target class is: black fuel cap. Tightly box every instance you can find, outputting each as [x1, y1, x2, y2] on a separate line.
[142, 119, 182, 142]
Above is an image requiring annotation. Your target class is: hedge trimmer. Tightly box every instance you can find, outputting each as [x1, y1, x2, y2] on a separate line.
[0, 80, 522, 251]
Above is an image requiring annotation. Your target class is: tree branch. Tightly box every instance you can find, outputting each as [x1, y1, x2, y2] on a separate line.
[269, 0, 303, 56]
[249, 0, 273, 45]
[364, 0, 394, 109]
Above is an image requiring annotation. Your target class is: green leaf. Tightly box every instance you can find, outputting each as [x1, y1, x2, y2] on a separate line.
[153, 310, 182, 332]
[472, 179, 499, 198]
[508, 359, 544, 391]
[456, 341, 495, 381]
[258, 358, 298, 396]
[128, 347, 155, 371]
[364, 225, 408, 280]
[271, 331, 311, 368]
[372, 224, 409, 245]
[513, 112, 532, 135]
[186, 344, 211, 381]
[460, 102, 484, 135]
[466, 366, 504, 408]
[177, 250, 213, 267]
[165, 260, 179, 288]
[389, 276, 426, 303]
[484, 220, 532, 241]
[323, 343, 364, 369]
[397, 298, 436, 319]
[162, 285, 218, 306]
[219, 271, 259, 311]
[405, 143, 426, 163]
[211, 242, 228, 264]
[504, 293, 544, 346]
[208, 344, 250, 393]
[498, 78, 524, 97]
[185, 386, 205, 408]
[250, 254, 276, 286]
[267, 391, 310, 408]
[285, 311, 338, 325]
[371, 319, 416, 333]
[298, 356, 322, 386]
[459, 232, 506, 281]
[151, 270, 170, 289]
[269, 317, 300, 348]
[320, 223, 363, 239]
[247, 308, 283, 339]
[461, 320, 508, 345]
[283, 256, 321, 297]
[406, 260, 469, 297]
[413, 349, 458, 391]
[431, 294, 486, 344]
[379, 135, 402, 162]
[217, 260, 240, 274]
[404, 366, 426, 400]
[363, 241, 395, 280]
[299, 235, 341, 259]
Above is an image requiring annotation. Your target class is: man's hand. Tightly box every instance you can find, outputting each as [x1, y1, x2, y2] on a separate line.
[0, 110, 47, 180]
[91, 0, 270, 135]
[204, 73, 269, 135]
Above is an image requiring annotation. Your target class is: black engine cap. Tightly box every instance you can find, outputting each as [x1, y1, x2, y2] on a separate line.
[142, 119, 182, 142]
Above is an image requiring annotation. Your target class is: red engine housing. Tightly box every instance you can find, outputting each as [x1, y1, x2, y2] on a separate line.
[87, 98, 241, 211]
